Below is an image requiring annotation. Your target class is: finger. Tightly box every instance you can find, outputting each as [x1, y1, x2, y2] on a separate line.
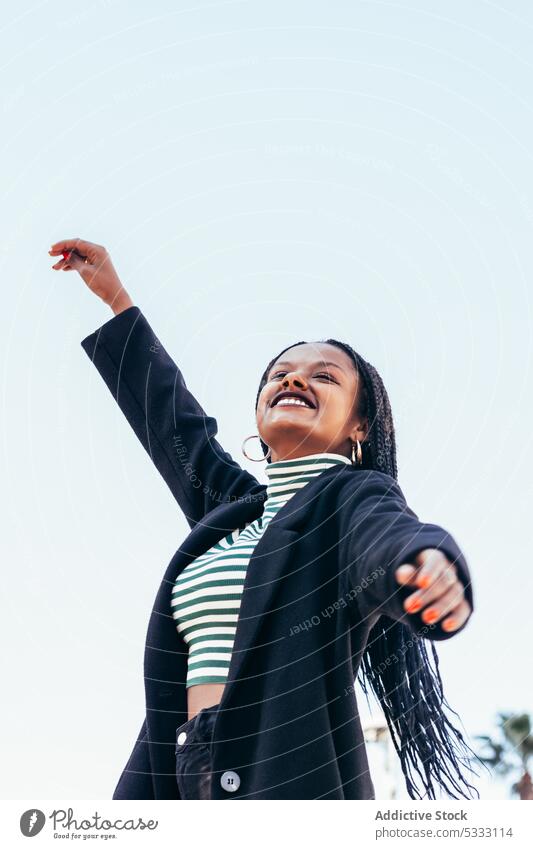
[49, 237, 93, 252]
[395, 564, 418, 585]
[51, 257, 69, 270]
[54, 249, 83, 266]
[413, 548, 454, 590]
[48, 238, 99, 260]
[403, 568, 459, 613]
[62, 250, 89, 272]
[441, 600, 472, 632]
[418, 583, 466, 626]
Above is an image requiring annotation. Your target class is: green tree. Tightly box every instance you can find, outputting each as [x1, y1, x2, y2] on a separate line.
[476, 713, 533, 800]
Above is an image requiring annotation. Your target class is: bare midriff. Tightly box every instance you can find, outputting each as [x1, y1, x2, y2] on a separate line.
[187, 682, 226, 721]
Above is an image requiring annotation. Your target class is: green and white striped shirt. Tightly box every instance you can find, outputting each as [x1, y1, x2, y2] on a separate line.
[171, 451, 351, 687]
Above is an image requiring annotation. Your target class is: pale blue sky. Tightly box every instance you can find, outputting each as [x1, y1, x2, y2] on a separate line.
[1, 0, 532, 799]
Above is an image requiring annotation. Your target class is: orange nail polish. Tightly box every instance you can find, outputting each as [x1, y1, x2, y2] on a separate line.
[418, 576, 431, 589]
[423, 609, 439, 624]
[442, 618, 457, 631]
[405, 598, 422, 613]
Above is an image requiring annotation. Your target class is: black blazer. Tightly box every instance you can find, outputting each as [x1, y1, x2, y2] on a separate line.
[80, 306, 474, 800]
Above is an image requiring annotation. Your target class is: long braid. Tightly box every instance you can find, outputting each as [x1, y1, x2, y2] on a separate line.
[254, 339, 481, 799]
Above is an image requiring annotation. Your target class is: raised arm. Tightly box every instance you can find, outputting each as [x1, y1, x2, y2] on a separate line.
[339, 470, 474, 641]
[80, 305, 262, 527]
[50, 237, 262, 529]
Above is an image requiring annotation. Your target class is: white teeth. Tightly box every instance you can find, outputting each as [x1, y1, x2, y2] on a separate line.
[274, 397, 311, 408]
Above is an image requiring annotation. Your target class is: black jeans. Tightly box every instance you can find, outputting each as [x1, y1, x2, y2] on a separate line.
[112, 702, 220, 800]
[175, 702, 220, 800]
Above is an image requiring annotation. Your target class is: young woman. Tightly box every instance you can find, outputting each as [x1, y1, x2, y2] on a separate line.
[49, 237, 477, 801]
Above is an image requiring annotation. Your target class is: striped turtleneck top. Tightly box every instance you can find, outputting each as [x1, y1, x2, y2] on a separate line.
[171, 452, 351, 687]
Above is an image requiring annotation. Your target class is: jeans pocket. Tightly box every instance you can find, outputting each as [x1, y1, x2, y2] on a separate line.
[175, 742, 212, 800]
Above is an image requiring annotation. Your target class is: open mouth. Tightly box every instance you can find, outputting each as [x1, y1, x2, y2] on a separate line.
[270, 392, 316, 409]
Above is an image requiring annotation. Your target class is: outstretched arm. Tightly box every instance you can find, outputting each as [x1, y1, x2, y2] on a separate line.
[49, 237, 262, 529]
[340, 471, 473, 641]
[48, 238, 264, 527]
[80, 305, 262, 528]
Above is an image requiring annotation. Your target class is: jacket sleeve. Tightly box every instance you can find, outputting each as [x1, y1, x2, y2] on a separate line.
[80, 305, 262, 529]
[341, 471, 474, 641]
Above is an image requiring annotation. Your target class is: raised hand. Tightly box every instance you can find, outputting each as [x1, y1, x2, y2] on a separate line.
[48, 237, 133, 315]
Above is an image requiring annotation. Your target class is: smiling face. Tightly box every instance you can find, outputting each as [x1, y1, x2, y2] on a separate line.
[256, 342, 369, 463]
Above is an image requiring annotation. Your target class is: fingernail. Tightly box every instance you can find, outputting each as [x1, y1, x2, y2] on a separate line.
[405, 598, 422, 613]
[442, 618, 457, 631]
[422, 608, 439, 624]
[417, 576, 431, 589]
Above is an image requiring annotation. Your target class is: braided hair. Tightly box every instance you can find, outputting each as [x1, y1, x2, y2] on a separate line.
[254, 338, 480, 800]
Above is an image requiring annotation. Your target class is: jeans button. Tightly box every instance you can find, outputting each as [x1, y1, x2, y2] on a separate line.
[220, 770, 240, 792]
[177, 732, 187, 745]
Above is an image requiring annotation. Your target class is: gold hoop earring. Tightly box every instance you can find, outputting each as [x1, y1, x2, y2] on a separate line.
[351, 440, 363, 466]
[242, 434, 272, 462]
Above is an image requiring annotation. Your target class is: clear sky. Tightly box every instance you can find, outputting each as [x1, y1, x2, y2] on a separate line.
[1, 0, 531, 800]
